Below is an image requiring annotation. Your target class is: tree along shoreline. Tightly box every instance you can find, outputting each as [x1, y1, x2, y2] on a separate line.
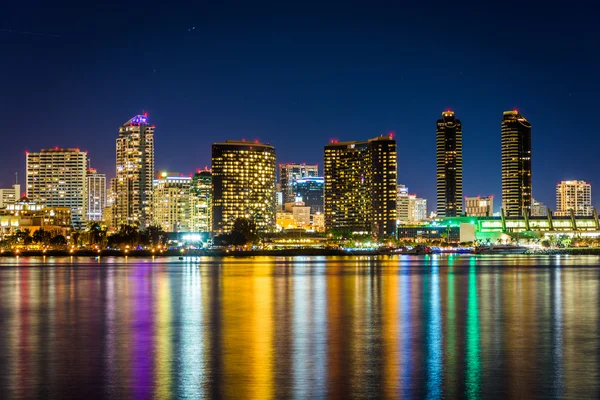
[0, 248, 379, 257]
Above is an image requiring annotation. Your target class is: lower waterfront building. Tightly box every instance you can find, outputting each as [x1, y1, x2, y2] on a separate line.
[530, 199, 548, 217]
[312, 212, 325, 232]
[465, 196, 494, 217]
[86, 169, 106, 222]
[0, 184, 21, 208]
[397, 225, 460, 242]
[152, 172, 192, 232]
[556, 180, 592, 217]
[408, 195, 428, 222]
[189, 170, 212, 233]
[0, 197, 71, 238]
[397, 184, 409, 222]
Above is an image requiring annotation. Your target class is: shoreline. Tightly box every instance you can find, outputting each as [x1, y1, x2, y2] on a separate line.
[2, 248, 600, 258]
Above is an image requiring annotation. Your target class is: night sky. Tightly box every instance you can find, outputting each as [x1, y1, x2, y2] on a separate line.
[1, 1, 598, 212]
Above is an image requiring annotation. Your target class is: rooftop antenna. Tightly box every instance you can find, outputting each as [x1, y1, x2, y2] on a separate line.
[15, 172, 18, 184]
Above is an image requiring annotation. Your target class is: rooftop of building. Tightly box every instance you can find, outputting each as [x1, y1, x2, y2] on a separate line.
[155, 172, 192, 180]
[326, 134, 395, 147]
[29, 147, 85, 153]
[123, 114, 151, 127]
[295, 177, 324, 183]
[213, 139, 274, 148]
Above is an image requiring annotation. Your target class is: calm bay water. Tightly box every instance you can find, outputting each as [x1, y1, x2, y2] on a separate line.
[0, 255, 599, 399]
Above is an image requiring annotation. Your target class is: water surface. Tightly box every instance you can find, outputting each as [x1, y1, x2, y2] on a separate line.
[0, 255, 599, 399]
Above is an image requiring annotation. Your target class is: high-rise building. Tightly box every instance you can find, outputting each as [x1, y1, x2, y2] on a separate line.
[501, 110, 532, 217]
[152, 172, 192, 232]
[280, 163, 318, 203]
[408, 195, 427, 222]
[0, 184, 21, 208]
[86, 168, 106, 222]
[324, 135, 397, 237]
[530, 198, 548, 217]
[26, 148, 87, 229]
[436, 111, 463, 217]
[465, 196, 494, 217]
[396, 184, 409, 222]
[293, 177, 324, 214]
[189, 169, 212, 233]
[115, 114, 155, 229]
[104, 178, 117, 227]
[212, 140, 277, 234]
[556, 180, 592, 217]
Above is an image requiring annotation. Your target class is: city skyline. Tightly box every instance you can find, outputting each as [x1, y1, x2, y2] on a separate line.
[1, 2, 598, 212]
[10, 109, 596, 216]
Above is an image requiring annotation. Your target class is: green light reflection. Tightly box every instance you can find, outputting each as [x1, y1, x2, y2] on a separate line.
[466, 261, 481, 399]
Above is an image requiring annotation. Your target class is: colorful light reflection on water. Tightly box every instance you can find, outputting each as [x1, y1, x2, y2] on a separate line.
[0, 255, 599, 399]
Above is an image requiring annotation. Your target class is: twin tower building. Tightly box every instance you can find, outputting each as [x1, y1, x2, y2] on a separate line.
[437, 110, 532, 218]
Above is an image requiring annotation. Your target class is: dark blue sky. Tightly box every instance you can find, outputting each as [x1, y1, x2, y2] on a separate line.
[1, 1, 599, 211]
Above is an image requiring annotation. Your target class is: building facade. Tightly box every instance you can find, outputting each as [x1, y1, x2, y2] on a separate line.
[530, 198, 548, 217]
[152, 172, 192, 232]
[0, 197, 71, 238]
[501, 110, 532, 217]
[408, 195, 428, 222]
[0, 184, 21, 208]
[465, 196, 494, 217]
[556, 180, 592, 217]
[86, 168, 106, 222]
[324, 135, 397, 237]
[293, 177, 324, 214]
[280, 163, 318, 203]
[189, 170, 212, 233]
[212, 140, 277, 234]
[436, 111, 463, 217]
[26, 148, 87, 229]
[115, 114, 155, 229]
[397, 184, 410, 222]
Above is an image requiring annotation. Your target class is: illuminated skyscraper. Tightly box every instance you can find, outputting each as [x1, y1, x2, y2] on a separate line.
[556, 180, 592, 216]
[152, 172, 191, 232]
[436, 111, 463, 217]
[26, 148, 87, 229]
[115, 114, 155, 228]
[189, 169, 212, 233]
[501, 110, 532, 217]
[86, 168, 106, 221]
[212, 140, 276, 234]
[280, 163, 318, 203]
[324, 135, 397, 237]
